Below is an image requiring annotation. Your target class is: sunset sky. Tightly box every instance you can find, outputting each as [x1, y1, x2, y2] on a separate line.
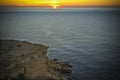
[0, 0, 120, 8]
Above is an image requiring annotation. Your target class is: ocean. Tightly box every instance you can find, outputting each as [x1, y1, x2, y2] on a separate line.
[0, 8, 120, 80]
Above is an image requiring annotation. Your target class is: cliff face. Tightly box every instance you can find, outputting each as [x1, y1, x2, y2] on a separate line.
[0, 40, 72, 80]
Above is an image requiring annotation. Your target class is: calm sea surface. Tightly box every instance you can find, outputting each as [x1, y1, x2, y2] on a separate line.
[0, 8, 120, 80]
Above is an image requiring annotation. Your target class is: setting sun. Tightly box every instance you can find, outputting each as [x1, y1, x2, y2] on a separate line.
[53, 6, 56, 9]
[49, 0, 59, 9]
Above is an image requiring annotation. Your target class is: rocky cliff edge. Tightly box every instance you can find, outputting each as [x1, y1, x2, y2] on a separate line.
[0, 40, 72, 80]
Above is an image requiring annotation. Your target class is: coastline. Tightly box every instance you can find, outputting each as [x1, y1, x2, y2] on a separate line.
[0, 40, 72, 80]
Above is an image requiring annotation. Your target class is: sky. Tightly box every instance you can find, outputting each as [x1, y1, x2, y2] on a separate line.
[0, 0, 120, 8]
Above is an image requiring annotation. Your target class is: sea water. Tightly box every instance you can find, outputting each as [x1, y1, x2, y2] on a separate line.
[0, 8, 120, 80]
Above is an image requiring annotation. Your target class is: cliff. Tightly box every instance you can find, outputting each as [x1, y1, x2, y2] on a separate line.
[0, 40, 72, 80]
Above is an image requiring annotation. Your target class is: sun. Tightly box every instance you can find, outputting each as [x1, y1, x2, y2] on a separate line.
[53, 6, 57, 9]
[50, 0, 59, 9]
[52, 4, 59, 9]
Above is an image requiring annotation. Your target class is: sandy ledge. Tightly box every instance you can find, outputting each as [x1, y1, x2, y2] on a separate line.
[0, 40, 72, 80]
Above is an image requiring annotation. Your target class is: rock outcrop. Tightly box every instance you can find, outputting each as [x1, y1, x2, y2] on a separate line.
[0, 40, 72, 80]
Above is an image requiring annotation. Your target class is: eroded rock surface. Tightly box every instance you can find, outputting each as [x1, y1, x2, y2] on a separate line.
[0, 40, 72, 80]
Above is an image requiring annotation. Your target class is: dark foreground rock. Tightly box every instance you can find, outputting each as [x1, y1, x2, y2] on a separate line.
[0, 40, 72, 80]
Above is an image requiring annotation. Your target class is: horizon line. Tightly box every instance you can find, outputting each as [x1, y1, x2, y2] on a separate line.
[0, 5, 120, 8]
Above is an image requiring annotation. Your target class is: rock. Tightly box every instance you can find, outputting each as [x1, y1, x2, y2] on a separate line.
[48, 60, 72, 74]
[62, 62, 72, 68]
[53, 58, 58, 61]
[0, 40, 72, 80]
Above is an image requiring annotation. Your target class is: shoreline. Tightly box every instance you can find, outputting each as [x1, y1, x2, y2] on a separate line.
[0, 40, 72, 80]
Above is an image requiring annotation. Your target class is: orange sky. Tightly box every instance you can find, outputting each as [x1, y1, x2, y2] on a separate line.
[0, 0, 120, 7]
